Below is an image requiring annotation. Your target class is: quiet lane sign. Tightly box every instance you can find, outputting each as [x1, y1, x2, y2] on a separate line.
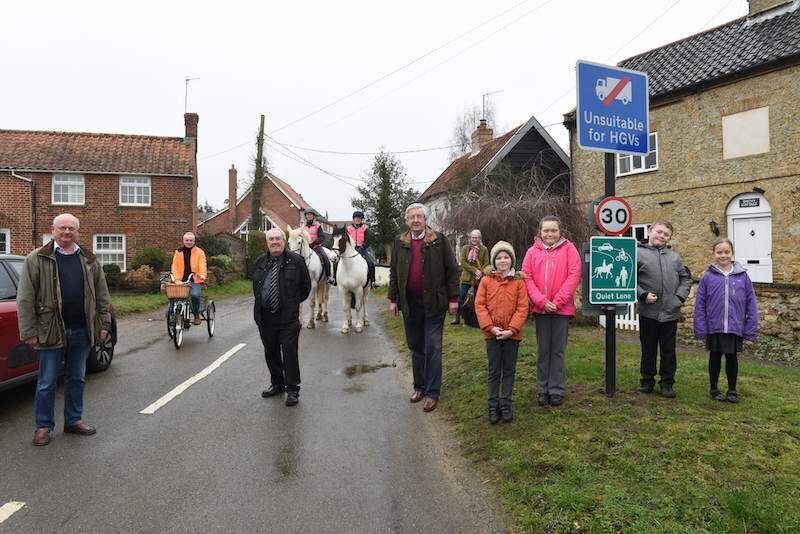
[576, 60, 649, 155]
[589, 236, 637, 305]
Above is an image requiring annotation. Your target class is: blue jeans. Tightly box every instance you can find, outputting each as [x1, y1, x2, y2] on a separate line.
[169, 282, 202, 315]
[402, 296, 446, 400]
[35, 327, 91, 431]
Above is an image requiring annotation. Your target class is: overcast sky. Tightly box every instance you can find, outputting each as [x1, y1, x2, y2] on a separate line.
[3, 0, 749, 220]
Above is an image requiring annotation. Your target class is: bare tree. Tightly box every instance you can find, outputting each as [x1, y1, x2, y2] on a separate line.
[441, 154, 589, 260]
[448, 103, 498, 160]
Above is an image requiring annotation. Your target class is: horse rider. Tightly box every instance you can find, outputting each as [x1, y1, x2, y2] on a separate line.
[335, 210, 375, 287]
[303, 209, 334, 284]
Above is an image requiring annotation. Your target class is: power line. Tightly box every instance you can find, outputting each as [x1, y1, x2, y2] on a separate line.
[697, 0, 736, 32]
[265, 135, 360, 188]
[268, 0, 534, 136]
[271, 140, 465, 156]
[312, 0, 556, 135]
[535, 0, 684, 118]
[198, 0, 537, 161]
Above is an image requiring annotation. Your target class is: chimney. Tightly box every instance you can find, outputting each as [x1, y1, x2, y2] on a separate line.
[228, 164, 238, 231]
[184, 112, 199, 141]
[470, 119, 494, 156]
[747, 0, 793, 16]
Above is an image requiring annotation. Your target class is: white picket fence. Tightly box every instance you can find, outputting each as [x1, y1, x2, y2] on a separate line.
[599, 302, 640, 331]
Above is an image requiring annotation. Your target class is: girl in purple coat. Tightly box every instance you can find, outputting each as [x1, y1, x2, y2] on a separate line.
[694, 238, 759, 403]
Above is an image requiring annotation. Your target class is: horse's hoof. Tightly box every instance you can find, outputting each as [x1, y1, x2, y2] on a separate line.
[355, 325, 363, 333]
[364, 319, 370, 327]
[322, 315, 329, 322]
[341, 327, 349, 334]
[307, 323, 315, 329]
[315, 313, 322, 320]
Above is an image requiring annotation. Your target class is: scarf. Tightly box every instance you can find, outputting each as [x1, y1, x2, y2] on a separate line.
[467, 245, 479, 263]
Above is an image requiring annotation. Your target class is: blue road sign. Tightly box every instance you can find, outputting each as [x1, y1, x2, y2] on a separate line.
[576, 60, 649, 156]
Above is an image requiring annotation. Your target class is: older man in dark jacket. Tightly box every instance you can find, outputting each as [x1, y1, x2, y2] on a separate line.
[389, 203, 459, 412]
[253, 228, 311, 406]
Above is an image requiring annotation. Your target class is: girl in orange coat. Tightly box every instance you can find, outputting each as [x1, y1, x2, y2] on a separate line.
[475, 241, 530, 424]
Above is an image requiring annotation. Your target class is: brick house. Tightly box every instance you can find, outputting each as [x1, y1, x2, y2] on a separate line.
[420, 115, 570, 250]
[0, 114, 199, 271]
[198, 164, 331, 239]
[564, 0, 800, 339]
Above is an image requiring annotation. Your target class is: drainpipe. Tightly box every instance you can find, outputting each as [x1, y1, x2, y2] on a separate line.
[10, 170, 36, 250]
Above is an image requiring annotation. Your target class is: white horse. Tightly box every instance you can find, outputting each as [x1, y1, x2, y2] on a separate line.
[287, 226, 331, 329]
[331, 227, 370, 334]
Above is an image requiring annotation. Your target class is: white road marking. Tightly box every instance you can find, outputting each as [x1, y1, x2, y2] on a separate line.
[139, 343, 246, 415]
[0, 502, 25, 524]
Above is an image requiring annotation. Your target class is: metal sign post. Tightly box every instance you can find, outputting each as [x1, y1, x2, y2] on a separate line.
[577, 60, 649, 396]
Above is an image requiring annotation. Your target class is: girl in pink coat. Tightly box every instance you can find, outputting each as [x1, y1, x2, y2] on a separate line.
[521, 216, 582, 407]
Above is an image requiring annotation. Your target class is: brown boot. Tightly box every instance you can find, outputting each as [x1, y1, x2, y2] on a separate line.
[193, 314, 202, 325]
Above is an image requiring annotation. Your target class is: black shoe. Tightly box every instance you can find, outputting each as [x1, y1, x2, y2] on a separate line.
[710, 389, 725, 401]
[660, 385, 676, 398]
[500, 404, 513, 422]
[488, 407, 500, 425]
[549, 394, 563, 406]
[726, 390, 739, 403]
[285, 391, 299, 406]
[637, 384, 654, 394]
[262, 385, 284, 398]
[537, 393, 550, 406]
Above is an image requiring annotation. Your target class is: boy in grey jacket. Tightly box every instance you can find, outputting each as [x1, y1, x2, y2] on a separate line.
[636, 220, 692, 397]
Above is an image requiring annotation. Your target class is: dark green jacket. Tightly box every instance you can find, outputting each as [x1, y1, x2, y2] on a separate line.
[17, 240, 112, 348]
[389, 227, 459, 318]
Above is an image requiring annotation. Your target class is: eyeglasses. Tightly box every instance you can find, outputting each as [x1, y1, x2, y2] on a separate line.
[55, 226, 78, 231]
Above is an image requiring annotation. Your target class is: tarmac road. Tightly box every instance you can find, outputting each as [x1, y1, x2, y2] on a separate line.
[0, 291, 507, 533]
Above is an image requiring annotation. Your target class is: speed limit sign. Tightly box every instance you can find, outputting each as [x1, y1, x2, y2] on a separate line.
[595, 196, 633, 236]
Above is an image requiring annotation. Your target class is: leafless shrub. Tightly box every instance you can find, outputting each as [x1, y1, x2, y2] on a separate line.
[440, 157, 590, 259]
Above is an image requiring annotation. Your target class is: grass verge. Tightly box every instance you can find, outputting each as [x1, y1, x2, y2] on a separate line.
[110, 279, 252, 316]
[384, 313, 800, 533]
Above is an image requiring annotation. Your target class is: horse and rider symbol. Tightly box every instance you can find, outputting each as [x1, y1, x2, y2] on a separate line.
[592, 242, 632, 288]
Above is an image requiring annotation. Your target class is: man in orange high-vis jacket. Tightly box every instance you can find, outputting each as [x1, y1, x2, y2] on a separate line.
[170, 232, 208, 325]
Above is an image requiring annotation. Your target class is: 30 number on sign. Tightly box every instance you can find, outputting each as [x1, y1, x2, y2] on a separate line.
[595, 196, 633, 236]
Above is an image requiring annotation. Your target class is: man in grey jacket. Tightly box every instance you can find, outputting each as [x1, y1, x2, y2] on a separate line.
[636, 220, 692, 397]
[17, 213, 111, 446]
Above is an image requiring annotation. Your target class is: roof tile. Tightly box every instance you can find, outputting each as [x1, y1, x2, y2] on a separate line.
[0, 129, 194, 176]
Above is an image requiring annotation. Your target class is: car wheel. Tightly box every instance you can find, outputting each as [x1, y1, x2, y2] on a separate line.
[87, 317, 116, 372]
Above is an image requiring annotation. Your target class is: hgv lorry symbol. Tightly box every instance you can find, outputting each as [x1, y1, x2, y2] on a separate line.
[596, 77, 632, 104]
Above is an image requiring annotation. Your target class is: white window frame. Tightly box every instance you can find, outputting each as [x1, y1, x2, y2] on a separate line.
[42, 233, 53, 245]
[0, 228, 9, 254]
[119, 176, 152, 207]
[616, 132, 658, 177]
[52, 174, 85, 205]
[93, 234, 126, 272]
[623, 223, 650, 244]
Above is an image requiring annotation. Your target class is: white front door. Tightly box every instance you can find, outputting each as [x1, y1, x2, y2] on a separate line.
[731, 216, 772, 283]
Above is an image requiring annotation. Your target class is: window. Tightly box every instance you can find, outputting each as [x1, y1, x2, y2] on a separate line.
[0, 263, 15, 300]
[623, 223, 650, 244]
[723, 107, 769, 159]
[616, 133, 658, 177]
[120, 176, 151, 206]
[52, 174, 85, 205]
[93, 234, 126, 271]
[0, 229, 9, 254]
[42, 233, 53, 245]
[237, 217, 275, 241]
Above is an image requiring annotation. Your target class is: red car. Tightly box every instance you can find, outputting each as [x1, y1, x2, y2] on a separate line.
[0, 254, 117, 392]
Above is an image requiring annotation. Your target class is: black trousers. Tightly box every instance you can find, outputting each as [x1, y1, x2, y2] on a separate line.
[639, 316, 678, 387]
[258, 315, 302, 392]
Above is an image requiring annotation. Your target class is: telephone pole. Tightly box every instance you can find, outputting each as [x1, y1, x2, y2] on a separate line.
[251, 114, 266, 232]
